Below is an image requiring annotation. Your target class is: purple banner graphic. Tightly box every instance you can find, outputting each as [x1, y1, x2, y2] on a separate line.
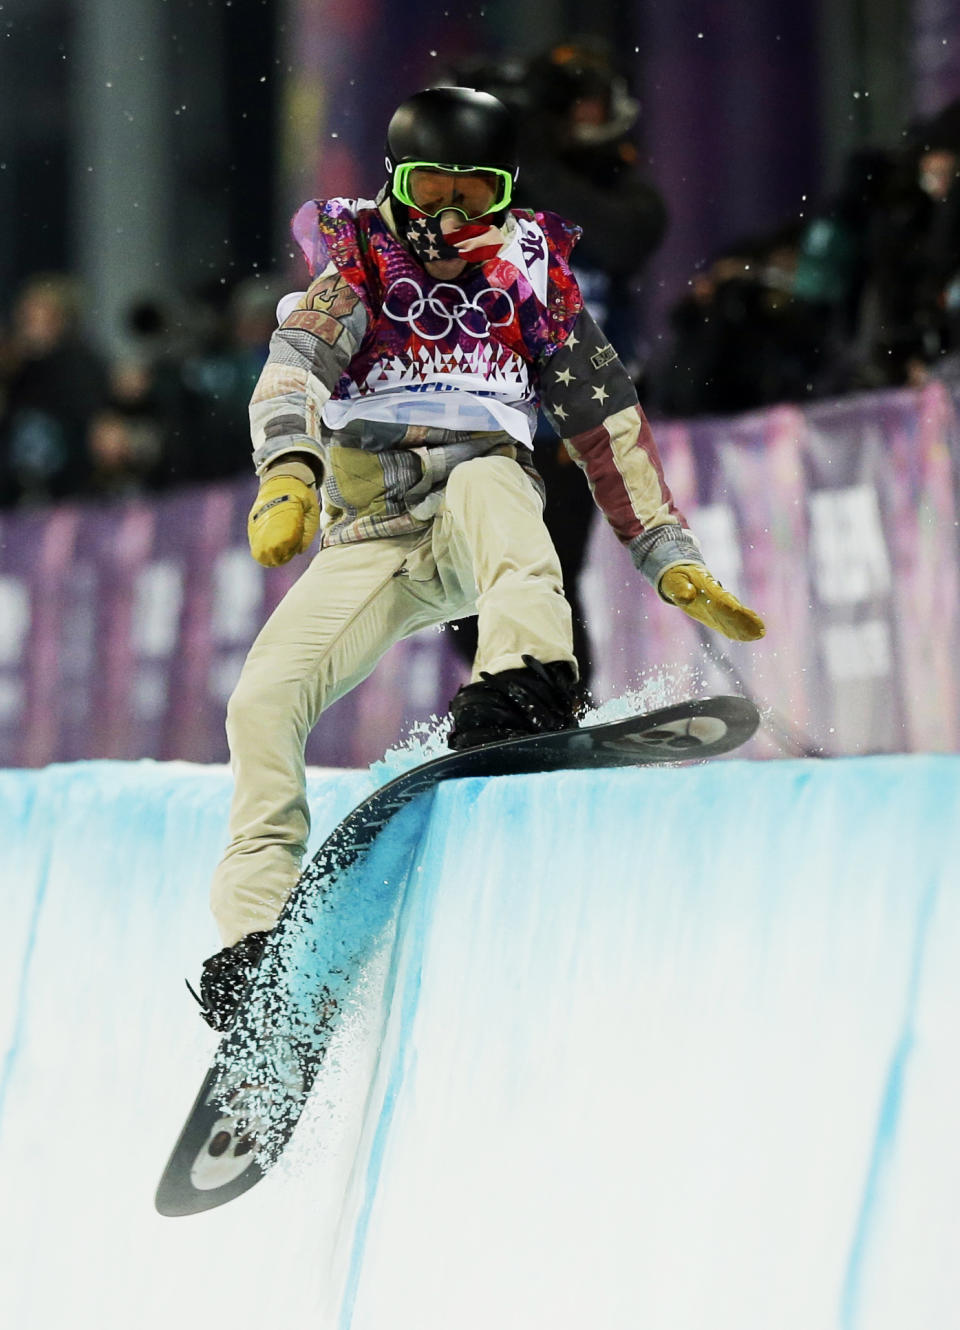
[1, 383, 959, 768]
[590, 384, 960, 759]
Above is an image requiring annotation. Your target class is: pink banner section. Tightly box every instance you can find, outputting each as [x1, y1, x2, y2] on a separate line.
[1, 383, 959, 769]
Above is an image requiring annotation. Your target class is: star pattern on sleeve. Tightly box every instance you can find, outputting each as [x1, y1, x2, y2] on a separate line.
[544, 319, 631, 432]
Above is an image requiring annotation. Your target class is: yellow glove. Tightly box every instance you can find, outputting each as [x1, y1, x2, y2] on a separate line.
[660, 564, 766, 642]
[247, 474, 319, 567]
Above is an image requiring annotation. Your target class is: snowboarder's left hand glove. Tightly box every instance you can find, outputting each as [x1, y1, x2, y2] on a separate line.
[660, 565, 766, 642]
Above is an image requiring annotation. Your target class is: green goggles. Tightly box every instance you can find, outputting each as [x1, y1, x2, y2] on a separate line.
[391, 161, 514, 219]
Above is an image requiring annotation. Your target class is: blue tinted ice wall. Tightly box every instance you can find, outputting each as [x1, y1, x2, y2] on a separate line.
[1, 755, 959, 1330]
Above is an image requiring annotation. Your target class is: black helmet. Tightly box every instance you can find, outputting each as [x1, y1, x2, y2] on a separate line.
[386, 86, 519, 178]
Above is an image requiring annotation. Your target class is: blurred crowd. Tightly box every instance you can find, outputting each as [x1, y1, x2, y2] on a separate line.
[0, 273, 283, 509]
[647, 98, 960, 417]
[4, 41, 960, 515]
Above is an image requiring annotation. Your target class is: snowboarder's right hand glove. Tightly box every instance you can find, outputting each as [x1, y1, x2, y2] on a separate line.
[660, 564, 766, 641]
[247, 473, 319, 567]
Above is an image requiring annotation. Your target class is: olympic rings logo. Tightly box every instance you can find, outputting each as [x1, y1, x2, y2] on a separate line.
[382, 278, 515, 341]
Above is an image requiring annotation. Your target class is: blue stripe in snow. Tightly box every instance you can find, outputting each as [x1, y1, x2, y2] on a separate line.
[0, 862, 51, 1135]
[339, 820, 438, 1330]
[840, 874, 940, 1329]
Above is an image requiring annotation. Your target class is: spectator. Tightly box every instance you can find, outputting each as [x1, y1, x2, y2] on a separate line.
[651, 225, 826, 417]
[112, 294, 204, 489]
[448, 41, 668, 690]
[0, 273, 109, 506]
[178, 276, 284, 482]
[853, 102, 960, 387]
[519, 39, 667, 353]
[101, 279, 286, 493]
[86, 397, 165, 500]
[793, 147, 898, 376]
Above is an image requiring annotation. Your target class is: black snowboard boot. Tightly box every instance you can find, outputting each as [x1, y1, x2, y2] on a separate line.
[447, 654, 580, 751]
[191, 930, 270, 1032]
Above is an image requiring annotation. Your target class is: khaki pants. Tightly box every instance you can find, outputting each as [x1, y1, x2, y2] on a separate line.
[210, 454, 575, 945]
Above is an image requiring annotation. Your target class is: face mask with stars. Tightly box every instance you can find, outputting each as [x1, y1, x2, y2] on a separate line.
[404, 209, 463, 265]
[404, 207, 504, 267]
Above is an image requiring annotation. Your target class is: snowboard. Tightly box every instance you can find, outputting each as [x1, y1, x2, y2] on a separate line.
[155, 694, 759, 1217]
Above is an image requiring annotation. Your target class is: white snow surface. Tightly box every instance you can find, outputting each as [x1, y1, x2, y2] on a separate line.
[1, 751, 959, 1329]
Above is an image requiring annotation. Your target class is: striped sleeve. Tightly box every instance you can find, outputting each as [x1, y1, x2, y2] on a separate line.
[249, 261, 368, 476]
[539, 309, 705, 588]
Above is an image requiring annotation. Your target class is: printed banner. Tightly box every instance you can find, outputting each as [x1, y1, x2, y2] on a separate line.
[589, 384, 960, 758]
[1, 383, 959, 768]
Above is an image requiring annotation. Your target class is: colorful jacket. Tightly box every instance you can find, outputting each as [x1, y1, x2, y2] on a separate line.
[250, 196, 703, 585]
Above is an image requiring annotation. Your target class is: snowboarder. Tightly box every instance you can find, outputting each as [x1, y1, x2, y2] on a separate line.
[197, 86, 765, 1030]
